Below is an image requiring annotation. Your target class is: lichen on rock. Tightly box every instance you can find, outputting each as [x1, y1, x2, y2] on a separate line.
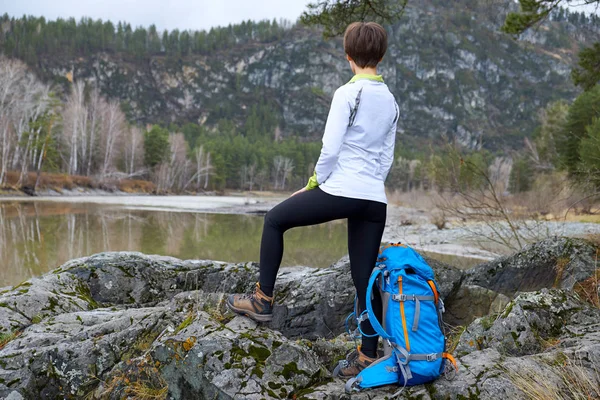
[1, 238, 599, 399]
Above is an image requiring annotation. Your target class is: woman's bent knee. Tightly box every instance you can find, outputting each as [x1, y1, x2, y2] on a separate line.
[264, 209, 282, 230]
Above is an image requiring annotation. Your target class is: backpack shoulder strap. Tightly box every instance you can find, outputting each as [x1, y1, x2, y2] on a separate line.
[366, 268, 392, 340]
[426, 280, 439, 305]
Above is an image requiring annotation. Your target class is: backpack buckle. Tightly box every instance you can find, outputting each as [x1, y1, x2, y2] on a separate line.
[426, 353, 438, 362]
[393, 294, 416, 302]
[356, 313, 369, 323]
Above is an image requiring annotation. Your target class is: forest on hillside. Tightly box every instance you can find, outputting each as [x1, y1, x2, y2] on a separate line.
[0, 14, 292, 63]
[0, 7, 599, 203]
[1, 7, 598, 63]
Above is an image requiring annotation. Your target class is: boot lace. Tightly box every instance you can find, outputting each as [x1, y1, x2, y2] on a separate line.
[240, 290, 257, 301]
[340, 350, 359, 369]
[239, 284, 260, 301]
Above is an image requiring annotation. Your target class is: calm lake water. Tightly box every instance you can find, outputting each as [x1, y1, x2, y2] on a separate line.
[0, 199, 349, 287]
[0, 197, 482, 288]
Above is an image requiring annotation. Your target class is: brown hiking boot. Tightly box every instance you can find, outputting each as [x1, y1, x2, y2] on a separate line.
[333, 348, 378, 377]
[227, 282, 274, 322]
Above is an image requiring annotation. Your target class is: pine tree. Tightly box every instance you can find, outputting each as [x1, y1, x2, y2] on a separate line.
[148, 24, 161, 54]
[144, 126, 170, 168]
[503, 0, 600, 90]
[557, 85, 600, 177]
[578, 117, 600, 188]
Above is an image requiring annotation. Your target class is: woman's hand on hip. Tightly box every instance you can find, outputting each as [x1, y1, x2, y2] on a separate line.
[291, 187, 308, 197]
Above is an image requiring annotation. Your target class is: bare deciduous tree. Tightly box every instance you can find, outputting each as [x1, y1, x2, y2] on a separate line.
[240, 163, 257, 190]
[488, 156, 512, 194]
[246, 163, 257, 190]
[155, 133, 192, 192]
[181, 145, 212, 191]
[85, 86, 102, 176]
[281, 157, 294, 190]
[62, 81, 87, 175]
[272, 156, 294, 190]
[62, 81, 132, 178]
[203, 152, 211, 189]
[272, 156, 284, 190]
[100, 101, 125, 177]
[0, 56, 51, 186]
[123, 126, 145, 177]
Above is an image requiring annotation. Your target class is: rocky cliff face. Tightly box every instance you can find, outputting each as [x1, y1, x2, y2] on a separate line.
[36, 0, 600, 150]
[1, 237, 598, 399]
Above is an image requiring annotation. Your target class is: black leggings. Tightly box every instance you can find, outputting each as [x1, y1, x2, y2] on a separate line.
[259, 187, 386, 357]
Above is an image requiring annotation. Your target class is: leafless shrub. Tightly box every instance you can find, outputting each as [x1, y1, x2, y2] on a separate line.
[434, 148, 553, 252]
[430, 210, 447, 230]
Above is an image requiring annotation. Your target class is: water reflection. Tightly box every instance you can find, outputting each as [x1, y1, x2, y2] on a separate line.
[0, 201, 348, 287]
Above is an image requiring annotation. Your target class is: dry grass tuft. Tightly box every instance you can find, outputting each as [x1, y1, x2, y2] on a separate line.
[553, 257, 570, 288]
[444, 324, 466, 354]
[3, 171, 94, 190]
[574, 247, 599, 308]
[506, 355, 600, 400]
[95, 355, 168, 400]
[203, 300, 231, 324]
[118, 179, 156, 193]
[539, 337, 562, 351]
[0, 330, 21, 350]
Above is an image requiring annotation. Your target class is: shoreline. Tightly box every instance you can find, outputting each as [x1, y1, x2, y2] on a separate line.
[0, 192, 286, 215]
[0, 170, 296, 198]
[0, 186, 290, 198]
[3, 194, 598, 266]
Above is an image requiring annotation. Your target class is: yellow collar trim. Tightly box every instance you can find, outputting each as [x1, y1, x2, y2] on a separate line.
[349, 74, 384, 83]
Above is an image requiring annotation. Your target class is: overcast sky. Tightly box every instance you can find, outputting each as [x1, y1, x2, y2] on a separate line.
[0, 0, 312, 31]
[0, 1, 597, 32]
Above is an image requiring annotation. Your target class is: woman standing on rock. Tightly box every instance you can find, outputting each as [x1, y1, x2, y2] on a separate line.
[227, 21, 398, 377]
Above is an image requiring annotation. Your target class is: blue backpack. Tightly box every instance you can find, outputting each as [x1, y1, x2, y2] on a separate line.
[337, 243, 457, 394]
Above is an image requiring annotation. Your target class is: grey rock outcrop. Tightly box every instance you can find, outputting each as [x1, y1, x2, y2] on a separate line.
[433, 289, 600, 399]
[0, 251, 462, 398]
[444, 237, 599, 325]
[1, 252, 461, 341]
[1, 237, 599, 399]
[456, 289, 600, 357]
[464, 237, 598, 294]
[0, 305, 185, 398]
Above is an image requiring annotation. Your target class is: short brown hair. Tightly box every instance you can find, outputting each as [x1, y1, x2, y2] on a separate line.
[343, 22, 387, 68]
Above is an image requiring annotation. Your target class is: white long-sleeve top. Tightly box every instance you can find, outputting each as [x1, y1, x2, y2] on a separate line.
[308, 74, 398, 204]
